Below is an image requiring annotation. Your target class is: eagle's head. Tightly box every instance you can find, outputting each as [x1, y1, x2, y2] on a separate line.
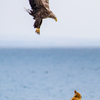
[49, 12, 57, 21]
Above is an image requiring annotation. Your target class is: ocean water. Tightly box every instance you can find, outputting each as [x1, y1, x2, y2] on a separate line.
[0, 48, 100, 100]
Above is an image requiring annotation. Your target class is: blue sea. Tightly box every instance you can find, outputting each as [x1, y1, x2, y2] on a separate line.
[0, 48, 100, 100]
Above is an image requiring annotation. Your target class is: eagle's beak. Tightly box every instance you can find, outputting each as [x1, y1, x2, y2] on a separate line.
[55, 18, 57, 22]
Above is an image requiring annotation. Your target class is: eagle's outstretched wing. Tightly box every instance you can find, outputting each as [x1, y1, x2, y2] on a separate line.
[29, 0, 50, 10]
[29, 0, 43, 10]
[42, 0, 49, 10]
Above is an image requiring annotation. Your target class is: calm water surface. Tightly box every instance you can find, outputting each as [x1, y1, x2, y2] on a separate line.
[0, 48, 100, 100]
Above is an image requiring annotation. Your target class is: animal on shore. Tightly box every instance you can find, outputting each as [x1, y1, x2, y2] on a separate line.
[71, 90, 82, 100]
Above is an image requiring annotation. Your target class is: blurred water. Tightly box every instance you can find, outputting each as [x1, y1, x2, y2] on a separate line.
[0, 48, 100, 100]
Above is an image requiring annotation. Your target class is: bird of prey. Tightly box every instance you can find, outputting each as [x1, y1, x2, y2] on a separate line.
[25, 0, 57, 34]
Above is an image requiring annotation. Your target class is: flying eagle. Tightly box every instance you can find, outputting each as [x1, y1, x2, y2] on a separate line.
[25, 0, 57, 34]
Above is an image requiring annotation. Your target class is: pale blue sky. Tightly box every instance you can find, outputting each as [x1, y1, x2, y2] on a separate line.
[0, 0, 100, 47]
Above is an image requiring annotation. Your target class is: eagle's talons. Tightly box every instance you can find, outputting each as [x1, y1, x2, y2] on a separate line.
[35, 28, 40, 34]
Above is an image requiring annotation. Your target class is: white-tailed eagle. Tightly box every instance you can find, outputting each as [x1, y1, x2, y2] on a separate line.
[25, 0, 57, 34]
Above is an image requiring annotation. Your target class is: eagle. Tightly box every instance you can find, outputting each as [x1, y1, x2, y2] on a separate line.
[25, 0, 57, 34]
